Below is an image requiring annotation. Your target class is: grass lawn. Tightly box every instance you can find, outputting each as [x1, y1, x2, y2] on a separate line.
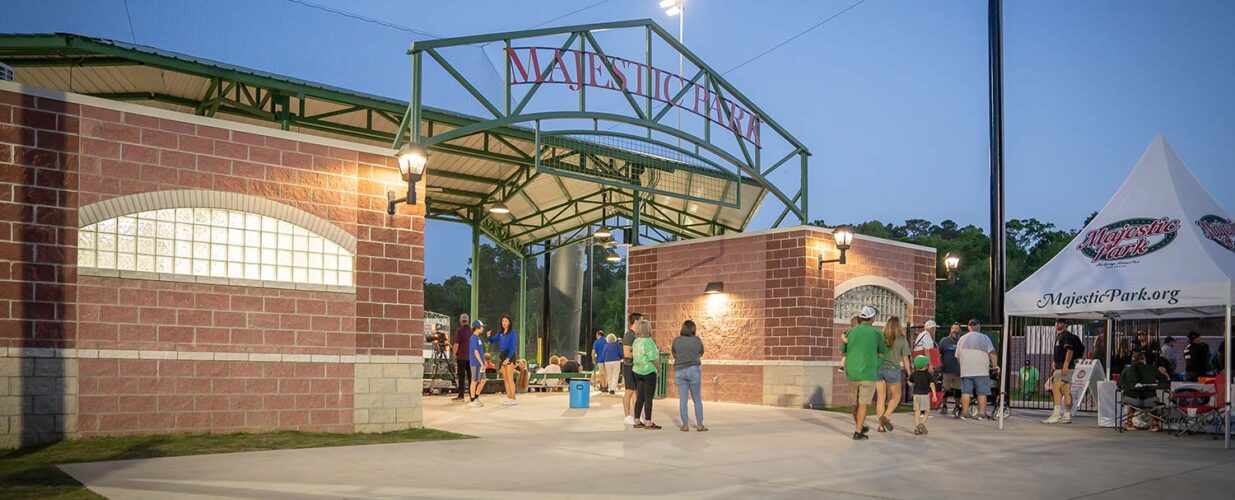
[0, 428, 470, 499]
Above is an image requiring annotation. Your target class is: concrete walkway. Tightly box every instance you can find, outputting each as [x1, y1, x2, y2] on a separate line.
[62, 392, 1235, 499]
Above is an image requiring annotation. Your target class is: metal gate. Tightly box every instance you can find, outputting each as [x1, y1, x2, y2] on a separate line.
[1004, 317, 1099, 411]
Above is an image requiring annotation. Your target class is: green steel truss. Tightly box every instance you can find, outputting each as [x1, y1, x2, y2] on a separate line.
[397, 19, 812, 256]
[0, 30, 808, 260]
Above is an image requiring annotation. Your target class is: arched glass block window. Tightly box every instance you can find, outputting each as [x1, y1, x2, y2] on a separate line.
[834, 285, 909, 325]
[79, 207, 354, 287]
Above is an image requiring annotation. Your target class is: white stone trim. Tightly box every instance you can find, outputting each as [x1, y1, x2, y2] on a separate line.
[78, 189, 358, 254]
[0, 80, 396, 157]
[700, 359, 842, 367]
[630, 224, 937, 253]
[2, 348, 421, 365]
[834, 275, 915, 305]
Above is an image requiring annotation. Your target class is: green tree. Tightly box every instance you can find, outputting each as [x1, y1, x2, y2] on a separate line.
[812, 217, 1080, 325]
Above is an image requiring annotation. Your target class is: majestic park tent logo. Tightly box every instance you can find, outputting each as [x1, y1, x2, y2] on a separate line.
[1076, 217, 1181, 263]
[1196, 214, 1235, 253]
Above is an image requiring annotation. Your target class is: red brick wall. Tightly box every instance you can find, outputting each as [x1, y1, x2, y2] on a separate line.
[629, 227, 935, 406]
[1, 88, 424, 435]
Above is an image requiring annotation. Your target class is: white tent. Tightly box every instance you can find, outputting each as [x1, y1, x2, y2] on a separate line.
[1001, 135, 1234, 446]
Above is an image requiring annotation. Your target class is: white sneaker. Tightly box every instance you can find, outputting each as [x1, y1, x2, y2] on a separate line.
[623, 415, 635, 426]
[501, 398, 518, 406]
[1059, 413, 1072, 424]
[468, 400, 483, 407]
[1043, 413, 1062, 424]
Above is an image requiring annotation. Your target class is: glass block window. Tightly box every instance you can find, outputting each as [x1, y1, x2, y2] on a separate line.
[834, 285, 908, 325]
[78, 208, 354, 287]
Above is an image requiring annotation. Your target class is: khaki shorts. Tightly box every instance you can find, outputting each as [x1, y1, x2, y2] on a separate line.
[942, 373, 962, 391]
[851, 380, 876, 404]
[913, 394, 931, 412]
[1051, 369, 1071, 385]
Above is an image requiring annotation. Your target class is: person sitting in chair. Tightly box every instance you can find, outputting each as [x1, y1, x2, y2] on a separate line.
[1118, 352, 1167, 431]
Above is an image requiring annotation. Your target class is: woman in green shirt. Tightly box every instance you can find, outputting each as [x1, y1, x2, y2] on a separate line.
[632, 320, 662, 430]
[875, 316, 912, 432]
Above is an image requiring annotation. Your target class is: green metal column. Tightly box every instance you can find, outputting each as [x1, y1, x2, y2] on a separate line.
[630, 192, 641, 246]
[800, 152, 809, 224]
[470, 220, 480, 322]
[518, 255, 526, 360]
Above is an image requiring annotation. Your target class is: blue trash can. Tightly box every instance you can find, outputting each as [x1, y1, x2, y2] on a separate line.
[568, 379, 590, 409]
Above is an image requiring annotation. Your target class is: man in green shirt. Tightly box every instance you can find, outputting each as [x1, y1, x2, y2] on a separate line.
[841, 306, 887, 440]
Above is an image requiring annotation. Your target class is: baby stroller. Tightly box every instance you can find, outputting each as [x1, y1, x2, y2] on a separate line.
[952, 367, 1011, 419]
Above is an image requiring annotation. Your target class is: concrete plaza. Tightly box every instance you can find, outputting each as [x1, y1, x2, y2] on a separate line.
[62, 392, 1235, 499]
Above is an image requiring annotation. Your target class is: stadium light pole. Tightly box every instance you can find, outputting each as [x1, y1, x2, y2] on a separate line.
[661, 0, 684, 150]
[989, 0, 1010, 430]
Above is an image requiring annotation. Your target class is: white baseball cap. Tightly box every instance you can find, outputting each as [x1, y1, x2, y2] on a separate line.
[858, 306, 878, 320]
[924, 320, 939, 329]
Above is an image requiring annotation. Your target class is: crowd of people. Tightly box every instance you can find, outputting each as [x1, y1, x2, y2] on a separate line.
[442, 312, 709, 432]
[843, 308, 996, 441]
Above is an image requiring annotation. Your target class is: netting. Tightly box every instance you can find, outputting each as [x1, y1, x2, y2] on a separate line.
[537, 132, 741, 208]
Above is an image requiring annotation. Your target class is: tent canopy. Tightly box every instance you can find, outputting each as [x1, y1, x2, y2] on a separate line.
[1006, 135, 1235, 320]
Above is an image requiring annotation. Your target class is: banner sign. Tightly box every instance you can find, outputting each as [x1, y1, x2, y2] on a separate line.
[1035, 287, 1182, 310]
[1069, 359, 1105, 417]
[1075, 217, 1180, 266]
[1196, 214, 1235, 253]
[506, 46, 762, 146]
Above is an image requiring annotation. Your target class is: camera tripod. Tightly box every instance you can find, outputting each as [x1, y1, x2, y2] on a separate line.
[424, 342, 457, 395]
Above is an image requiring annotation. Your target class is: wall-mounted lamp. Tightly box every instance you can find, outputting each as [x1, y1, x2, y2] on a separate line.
[387, 143, 428, 214]
[937, 251, 961, 284]
[818, 225, 854, 270]
[704, 281, 724, 294]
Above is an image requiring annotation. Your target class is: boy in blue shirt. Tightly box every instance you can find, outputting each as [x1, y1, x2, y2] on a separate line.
[468, 320, 488, 407]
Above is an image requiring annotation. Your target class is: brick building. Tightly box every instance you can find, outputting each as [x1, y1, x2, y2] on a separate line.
[0, 30, 923, 447]
[628, 226, 937, 408]
[0, 81, 427, 448]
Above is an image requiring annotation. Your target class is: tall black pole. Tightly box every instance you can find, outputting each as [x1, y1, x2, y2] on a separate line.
[585, 243, 594, 367]
[988, 0, 1006, 325]
[988, 0, 1009, 414]
[541, 243, 551, 366]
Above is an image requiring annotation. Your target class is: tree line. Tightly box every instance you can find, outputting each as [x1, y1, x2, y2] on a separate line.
[425, 213, 1093, 343]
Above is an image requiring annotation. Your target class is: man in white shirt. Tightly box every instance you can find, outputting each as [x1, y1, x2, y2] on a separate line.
[956, 319, 999, 420]
[914, 320, 938, 351]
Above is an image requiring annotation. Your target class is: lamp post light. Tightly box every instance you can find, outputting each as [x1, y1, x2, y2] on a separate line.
[387, 143, 428, 214]
[939, 251, 961, 284]
[818, 225, 853, 270]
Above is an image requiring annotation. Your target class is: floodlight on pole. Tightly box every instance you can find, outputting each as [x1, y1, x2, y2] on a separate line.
[660, 0, 682, 16]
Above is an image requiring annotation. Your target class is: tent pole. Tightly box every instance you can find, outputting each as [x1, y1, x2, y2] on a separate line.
[999, 313, 1010, 430]
[1225, 302, 1231, 450]
[1111, 318, 1121, 380]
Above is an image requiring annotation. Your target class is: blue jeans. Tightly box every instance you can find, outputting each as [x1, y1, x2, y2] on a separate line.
[674, 365, 704, 426]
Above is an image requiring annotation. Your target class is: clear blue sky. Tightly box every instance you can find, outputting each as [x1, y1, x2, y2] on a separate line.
[4, 0, 1233, 283]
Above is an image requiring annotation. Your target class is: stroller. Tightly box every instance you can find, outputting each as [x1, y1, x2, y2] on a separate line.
[952, 367, 1011, 419]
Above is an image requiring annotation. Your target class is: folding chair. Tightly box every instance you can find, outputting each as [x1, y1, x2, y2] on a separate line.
[1116, 385, 1167, 432]
[1175, 378, 1227, 437]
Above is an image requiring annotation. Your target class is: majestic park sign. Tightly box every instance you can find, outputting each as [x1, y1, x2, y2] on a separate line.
[506, 46, 762, 147]
[1196, 214, 1235, 253]
[1076, 217, 1180, 264]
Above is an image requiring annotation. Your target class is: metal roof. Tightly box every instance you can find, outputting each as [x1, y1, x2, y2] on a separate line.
[0, 33, 767, 255]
